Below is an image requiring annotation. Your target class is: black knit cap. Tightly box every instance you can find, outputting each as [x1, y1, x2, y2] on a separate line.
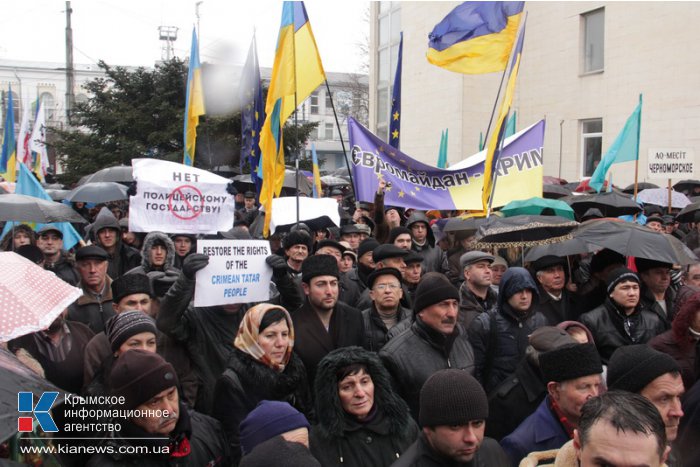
[367, 267, 402, 289]
[111, 273, 153, 303]
[413, 272, 459, 316]
[110, 349, 179, 410]
[388, 226, 411, 244]
[419, 369, 488, 427]
[606, 267, 640, 294]
[607, 344, 681, 393]
[301, 254, 339, 283]
[283, 230, 313, 250]
[372, 244, 410, 263]
[357, 238, 380, 260]
[539, 343, 602, 383]
[106, 311, 157, 352]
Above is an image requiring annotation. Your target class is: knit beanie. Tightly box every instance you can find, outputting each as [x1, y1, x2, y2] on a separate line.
[419, 369, 488, 427]
[413, 272, 459, 316]
[239, 401, 310, 455]
[388, 226, 411, 244]
[607, 345, 681, 393]
[106, 311, 158, 352]
[357, 238, 380, 260]
[539, 344, 602, 383]
[240, 435, 321, 467]
[606, 267, 640, 294]
[110, 350, 179, 410]
[301, 254, 339, 284]
[111, 273, 153, 303]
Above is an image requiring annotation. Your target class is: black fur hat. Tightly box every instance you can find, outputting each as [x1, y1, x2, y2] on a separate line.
[283, 230, 313, 251]
[301, 254, 339, 284]
[539, 343, 602, 383]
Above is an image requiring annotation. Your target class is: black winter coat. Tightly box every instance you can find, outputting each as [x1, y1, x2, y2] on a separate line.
[458, 282, 498, 330]
[45, 252, 80, 286]
[579, 297, 666, 363]
[533, 286, 579, 325]
[391, 433, 510, 467]
[212, 348, 313, 465]
[360, 304, 412, 352]
[339, 267, 368, 308]
[67, 278, 115, 334]
[379, 318, 475, 420]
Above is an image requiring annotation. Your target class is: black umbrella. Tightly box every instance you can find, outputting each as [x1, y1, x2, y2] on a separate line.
[542, 184, 571, 199]
[563, 191, 642, 218]
[0, 194, 88, 223]
[673, 179, 700, 194]
[475, 215, 579, 248]
[77, 165, 133, 185]
[674, 201, 700, 223]
[524, 237, 596, 262]
[443, 216, 487, 233]
[622, 182, 659, 194]
[66, 182, 128, 203]
[574, 219, 697, 265]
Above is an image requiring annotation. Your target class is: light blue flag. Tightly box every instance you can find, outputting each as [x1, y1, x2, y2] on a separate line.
[504, 111, 517, 138]
[437, 129, 448, 168]
[1, 162, 84, 249]
[590, 95, 642, 192]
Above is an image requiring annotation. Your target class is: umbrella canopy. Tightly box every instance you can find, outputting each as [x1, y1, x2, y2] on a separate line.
[674, 201, 700, 223]
[66, 182, 128, 204]
[500, 197, 575, 220]
[233, 170, 313, 195]
[0, 194, 88, 224]
[636, 188, 691, 209]
[574, 219, 698, 265]
[443, 216, 487, 233]
[622, 182, 659, 194]
[77, 165, 133, 185]
[564, 191, 642, 218]
[542, 184, 572, 199]
[0, 252, 83, 342]
[45, 189, 71, 201]
[524, 236, 596, 262]
[476, 215, 579, 248]
[673, 179, 700, 194]
[543, 176, 568, 185]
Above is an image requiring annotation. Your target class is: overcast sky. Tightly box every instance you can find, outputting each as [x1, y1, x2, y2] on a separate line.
[0, 0, 369, 73]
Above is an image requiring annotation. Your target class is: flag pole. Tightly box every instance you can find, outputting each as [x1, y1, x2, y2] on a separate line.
[324, 79, 356, 200]
[632, 94, 643, 201]
[482, 65, 509, 146]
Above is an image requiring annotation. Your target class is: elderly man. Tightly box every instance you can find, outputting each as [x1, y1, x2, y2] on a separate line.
[402, 251, 423, 304]
[380, 272, 475, 419]
[579, 267, 666, 363]
[356, 244, 412, 310]
[501, 343, 603, 466]
[637, 258, 676, 329]
[468, 267, 548, 392]
[282, 229, 314, 280]
[87, 350, 228, 465]
[339, 224, 362, 252]
[531, 255, 578, 324]
[393, 370, 509, 466]
[361, 268, 412, 351]
[67, 245, 115, 334]
[607, 344, 685, 462]
[490, 256, 508, 293]
[458, 251, 498, 329]
[36, 225, 80, 286]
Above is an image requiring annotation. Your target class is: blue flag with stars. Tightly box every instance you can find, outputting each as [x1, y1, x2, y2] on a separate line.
[389, 32, 403, 149]
[240, 35, 265, 194]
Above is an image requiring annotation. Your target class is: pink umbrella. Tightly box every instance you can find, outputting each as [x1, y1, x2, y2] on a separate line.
[0, 252, 82, 342]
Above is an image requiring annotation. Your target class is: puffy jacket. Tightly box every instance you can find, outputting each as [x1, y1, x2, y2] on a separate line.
[579, 297, 666, 364]
[310, 347, 419, 467]
[360, 304, 412, 352]
[380, 317, 475, 420]
[468, 268, 548, 393]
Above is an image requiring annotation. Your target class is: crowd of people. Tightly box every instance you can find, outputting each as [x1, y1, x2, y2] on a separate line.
[2, 179, 700, 467]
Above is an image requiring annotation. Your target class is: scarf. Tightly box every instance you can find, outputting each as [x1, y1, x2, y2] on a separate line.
[234, 303, 294, 372]
[549, 396, 576, 439]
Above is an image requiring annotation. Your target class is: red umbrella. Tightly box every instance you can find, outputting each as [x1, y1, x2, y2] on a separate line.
[0, 252, 82, 342]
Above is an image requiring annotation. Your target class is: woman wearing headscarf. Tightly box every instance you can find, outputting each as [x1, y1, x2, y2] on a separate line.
[213, 303, 312, 465]
[310, 346, 418, 467]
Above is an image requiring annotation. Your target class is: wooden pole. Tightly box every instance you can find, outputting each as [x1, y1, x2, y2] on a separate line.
[668, 178, 672, 214]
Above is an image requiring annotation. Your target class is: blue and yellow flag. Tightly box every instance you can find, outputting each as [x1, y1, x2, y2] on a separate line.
[183, 28, 205, 167]
[240, 35, 265, 194]
[1, 87, 17, 182]
[427, 1, 524, 74]
[389, 32, 403, 149]
[311, 143, 322, 198]
[259, 1, 326, 236]
[482, 16, 527, 213]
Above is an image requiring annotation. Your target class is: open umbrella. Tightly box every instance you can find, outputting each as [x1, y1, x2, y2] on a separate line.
[622, 182, 659, 194]
[0, 252, 83, 342]
[45, 189, 71, 201]
[636, 188, 690, 209]
[233, 170, 313, 195]
[77, 165, 133, 185]
[675, 201, 700, 223]
[543, 176, 568, 185]
[673, 179, 700, 194]
[564, 191, 642, 218]
[443, 216, 487, 233]
[524, 237, 596, 262]
[66, 182, 128, 204]
[500, 197, 575, 220]
[574, 219, 697, 265]
[476, 215, 579, 248]
[542, 184, 571, 199]
[0, 194, 88, 224]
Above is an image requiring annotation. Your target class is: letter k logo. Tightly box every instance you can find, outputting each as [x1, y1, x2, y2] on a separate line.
[18, 392, 59, 432]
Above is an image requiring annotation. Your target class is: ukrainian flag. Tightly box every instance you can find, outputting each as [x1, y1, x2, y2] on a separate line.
[427, 1, 524, 74]
[311, 143, 322, 198]
[183, 28, 205, 167]
[0, 87, 17, 182]
[259, 1, 326, 236]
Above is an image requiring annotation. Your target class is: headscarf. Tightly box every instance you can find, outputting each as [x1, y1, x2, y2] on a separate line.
[234, 303, 294, 372]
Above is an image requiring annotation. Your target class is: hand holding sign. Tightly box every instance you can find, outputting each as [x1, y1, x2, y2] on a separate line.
[183, 253, 210, 279]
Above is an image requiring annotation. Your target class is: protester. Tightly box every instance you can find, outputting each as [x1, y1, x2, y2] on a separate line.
[458, 251, 498, 329]
[36, 225, 80, 286]
[339, 242, 356, 274]
[339, 238, 377, 307]
[91, 213, 141, 279]
[67, 245, 115, 333]
[310, 347, 418, 466]
[490, 255, 508, 293]
[354, 244, 412, 310]
[171, 233, 196, 270]
[393, 369, 509, 466]
[283, 229, 314, 280]
[637, 258, 676, 329]
[389, 226, 413, 251]
[531, 255, 579, 324]
[339, 224, 362, 251]
[574, 249, 626, 313]
[360, 268, 412, 351]
[314, 238, 346, 270]
[683, 262, 700, 287]
[406, 211, 447, 274]
[402, 251, 423, 304]
[212, 304, 312, 464]
[447, 230, 478, 286]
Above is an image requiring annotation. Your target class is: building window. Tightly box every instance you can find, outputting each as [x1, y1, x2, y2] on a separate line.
[325, 122, 334, 140]
[40, 92, 56, 120]
[325, 91, 333, 114]
[310, 92, 318, 114]
[582, 8, 604, 73]
[581, 119, 603, 177]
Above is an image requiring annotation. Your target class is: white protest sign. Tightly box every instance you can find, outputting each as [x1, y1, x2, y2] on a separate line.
[647, 148, 695, 179]
[268, 196, 341, 234]
[129, 158, 236, 234]
[194, 239, 272, 307]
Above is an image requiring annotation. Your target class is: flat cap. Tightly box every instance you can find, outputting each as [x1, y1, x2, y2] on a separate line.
[460, 251, 494, 269]
[373, 244, 410, 263]
[75, 245, 109, 261]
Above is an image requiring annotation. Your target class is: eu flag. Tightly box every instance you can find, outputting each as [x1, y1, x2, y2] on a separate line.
[389, 32, 403, 149]
[240, 35, 265, 194]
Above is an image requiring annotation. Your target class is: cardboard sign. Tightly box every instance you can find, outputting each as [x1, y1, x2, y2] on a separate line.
[194, 240, 272, 307]
[129, 158, 236, 234]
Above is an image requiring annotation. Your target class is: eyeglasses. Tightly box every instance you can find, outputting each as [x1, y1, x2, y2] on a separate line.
[374, 283, 401, 291]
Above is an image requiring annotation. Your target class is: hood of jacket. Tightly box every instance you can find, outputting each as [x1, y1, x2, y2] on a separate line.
[497, 267, 540, 309]
[313, 346, 413, 441]
[140, 231, 176, 272]
[91, 213, 121, 237]
[405, 212, 435, 247]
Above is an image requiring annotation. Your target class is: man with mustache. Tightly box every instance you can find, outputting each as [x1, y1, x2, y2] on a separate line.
[87, 350, 228, 465]
[380, 272, 475, 420]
